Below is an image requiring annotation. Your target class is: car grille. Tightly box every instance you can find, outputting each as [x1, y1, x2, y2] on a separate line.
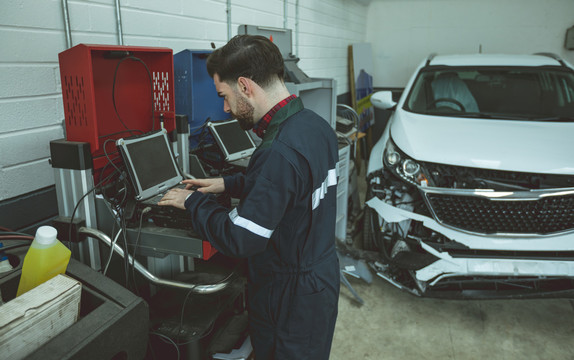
[421, 161, 574, 189]
[424, 192, 574, 235]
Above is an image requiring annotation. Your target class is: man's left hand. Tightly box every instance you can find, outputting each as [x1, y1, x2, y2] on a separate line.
[157, 188, 194, 210]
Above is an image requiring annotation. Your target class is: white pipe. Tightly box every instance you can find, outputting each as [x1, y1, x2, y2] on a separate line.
[227, 0, 232, 41]
[284, 0, 288, 29]
[295, 0, 299, 55]
[61, 0, 73, 49]
[114, 0, 124, 45]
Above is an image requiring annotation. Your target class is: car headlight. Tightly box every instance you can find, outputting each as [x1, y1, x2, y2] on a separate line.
[383, 138, 429, 186]
[386, 150, 400, 166]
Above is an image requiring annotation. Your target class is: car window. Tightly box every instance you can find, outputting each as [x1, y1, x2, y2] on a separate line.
[404, 66, 574, 121]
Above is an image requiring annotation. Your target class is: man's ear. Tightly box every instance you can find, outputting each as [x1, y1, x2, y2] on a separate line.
[237, 77, 253, 96]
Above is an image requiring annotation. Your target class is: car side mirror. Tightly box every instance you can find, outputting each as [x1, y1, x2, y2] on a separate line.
[370, 91, 397, 110]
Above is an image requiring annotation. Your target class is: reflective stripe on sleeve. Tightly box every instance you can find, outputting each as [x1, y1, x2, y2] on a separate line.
[311, 167, 338, 210]
[229, 208, 274, 239]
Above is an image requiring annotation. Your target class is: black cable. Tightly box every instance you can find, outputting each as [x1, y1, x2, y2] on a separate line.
[98, 145, 129, 215]
[98, 129, 144, 139]
[120, 212, 130, 288]
[68, 187, 96, 252]
[101, 171, 129, 216]
[191, 118, 214, 152]
[175, 289, 194, 344]
[0, 241, 32, 280]
[67, 165, 122, 254]
[57, 130, 135, 287]
[97, 169, 130, 280]
[0, 269, 19, 281]
[98, 154, 117, 190]
[112, 56, 155, 135]
[0, 243, 31, 252]
[103, 138, 124, 177]
[189, 117, 210, 137]
[131, 207, 150, 296]
[177, 320, 216, 345]
[112, 57, 137, 135]
[175, 269, 237, 346]
[149, 332, 180, 360]
[118, 203, 131, 290]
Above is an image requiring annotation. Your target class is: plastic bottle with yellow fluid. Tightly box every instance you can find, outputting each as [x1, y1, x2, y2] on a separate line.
[16, 226, 71, 297]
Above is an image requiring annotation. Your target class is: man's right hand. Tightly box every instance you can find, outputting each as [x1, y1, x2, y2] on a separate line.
[182, 178, 225, 194]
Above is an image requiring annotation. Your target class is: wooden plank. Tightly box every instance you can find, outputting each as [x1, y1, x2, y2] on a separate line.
[348, 44, 357, 110]
[0, 274, 81, 360]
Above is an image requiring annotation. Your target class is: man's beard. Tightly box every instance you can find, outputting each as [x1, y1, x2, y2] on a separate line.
[231, 90, 255, 130]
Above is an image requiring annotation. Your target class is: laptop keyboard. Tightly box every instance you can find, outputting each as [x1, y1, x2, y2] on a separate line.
[129, 183, 193, 230]
[127, 186, 231, 231]
[141, 183, 188, 206]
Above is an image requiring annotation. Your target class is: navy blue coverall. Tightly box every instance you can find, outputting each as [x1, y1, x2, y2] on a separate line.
[184, 97, 340, 359]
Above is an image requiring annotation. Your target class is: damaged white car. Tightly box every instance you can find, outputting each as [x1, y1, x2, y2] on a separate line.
[364, 53, 574, 298]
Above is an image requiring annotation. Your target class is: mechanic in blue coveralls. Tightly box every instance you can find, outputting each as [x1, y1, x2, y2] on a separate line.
[158, 34, 340, 359]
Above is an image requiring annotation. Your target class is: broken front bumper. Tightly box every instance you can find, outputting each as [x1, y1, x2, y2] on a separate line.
[366, 196, 574, 298]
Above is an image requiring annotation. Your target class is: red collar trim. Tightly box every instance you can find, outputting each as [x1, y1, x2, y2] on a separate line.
[253, 94, 297, 138]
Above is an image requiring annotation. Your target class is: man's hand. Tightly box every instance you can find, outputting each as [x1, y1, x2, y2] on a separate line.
[182, 178, 225, 194]
[157, 188, 193, 210]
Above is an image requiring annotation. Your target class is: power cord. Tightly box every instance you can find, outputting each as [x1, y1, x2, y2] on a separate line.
[98, 129, 144, 140]
[103, 139, 124, 177]
[149, 331, 180, 360]
[0, 243, 30, 252]
[174, 265, 239, 346]
[111, 55, 155, 134]
[131, 206, 151, 295]
[0, 234, 34, 280]
[0, 230, 33, 237]
[120, 211, 130, 288]
[67, 163, 122, 253]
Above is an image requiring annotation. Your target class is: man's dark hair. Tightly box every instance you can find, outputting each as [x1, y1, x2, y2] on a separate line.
[207, 35, 284, 88]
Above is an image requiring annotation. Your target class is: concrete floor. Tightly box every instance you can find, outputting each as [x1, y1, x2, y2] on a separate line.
[329, 161, 574, 360]
[331, 275, 574, 359]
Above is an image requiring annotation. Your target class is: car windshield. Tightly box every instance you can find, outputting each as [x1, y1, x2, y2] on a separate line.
[404, 66, 574, 121]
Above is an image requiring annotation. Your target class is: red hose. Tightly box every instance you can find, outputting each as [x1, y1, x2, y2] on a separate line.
[0, 235, 33, 241]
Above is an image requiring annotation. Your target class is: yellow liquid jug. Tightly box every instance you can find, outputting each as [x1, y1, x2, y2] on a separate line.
[16, 226, 71, 297]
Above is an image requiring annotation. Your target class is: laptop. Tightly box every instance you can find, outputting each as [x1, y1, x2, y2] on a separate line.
[189, 153, 208, 179]
[207, 119, 256, 162]
[116, 129, 184, 202]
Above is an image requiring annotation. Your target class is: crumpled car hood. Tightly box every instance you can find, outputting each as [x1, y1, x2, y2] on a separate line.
[390, 111, 574, 175]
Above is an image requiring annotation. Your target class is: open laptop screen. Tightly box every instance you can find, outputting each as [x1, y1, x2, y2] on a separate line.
[116, 130, 183, 200]
[208, 120, 256, 162]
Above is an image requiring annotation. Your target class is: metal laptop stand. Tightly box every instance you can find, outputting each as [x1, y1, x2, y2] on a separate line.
[49, 116, 213, 282]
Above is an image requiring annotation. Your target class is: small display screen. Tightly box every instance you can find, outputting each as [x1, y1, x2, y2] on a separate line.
[124, 133, 179, 190]
[211, 120, 255, 159]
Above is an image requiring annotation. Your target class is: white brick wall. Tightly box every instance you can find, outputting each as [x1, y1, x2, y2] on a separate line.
[0, 0, 368, 201]
[366, 0, 574, 87]
[0, 0, 68, 201]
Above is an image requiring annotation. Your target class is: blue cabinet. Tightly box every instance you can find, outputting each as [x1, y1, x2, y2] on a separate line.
[174, 50, 229, 149]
